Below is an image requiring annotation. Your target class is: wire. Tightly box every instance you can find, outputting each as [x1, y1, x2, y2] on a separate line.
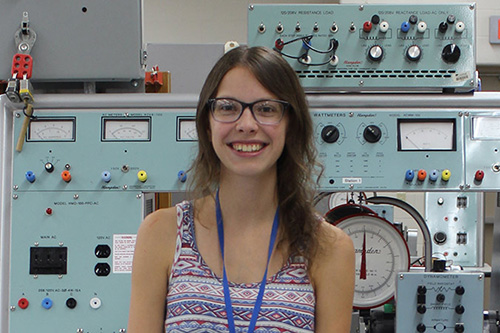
[276, 35, 339, 67]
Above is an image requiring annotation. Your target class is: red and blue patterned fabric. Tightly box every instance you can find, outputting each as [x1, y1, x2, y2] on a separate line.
[165, 201, 315, 332]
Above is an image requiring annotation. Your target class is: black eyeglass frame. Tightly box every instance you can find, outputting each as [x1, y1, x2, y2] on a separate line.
[207, 97, 289, 125]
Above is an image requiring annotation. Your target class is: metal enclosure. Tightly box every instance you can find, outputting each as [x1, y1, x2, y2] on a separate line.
[248, 3, 476, 92]
[1, 92, 500, 332]
[0, 1, 143, 82]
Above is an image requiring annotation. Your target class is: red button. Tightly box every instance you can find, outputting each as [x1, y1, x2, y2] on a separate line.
[363, 21, 373, 32]
[475, 170, 484, 182]
[18, 298, 29, 309]
[46, 208, 53, 215]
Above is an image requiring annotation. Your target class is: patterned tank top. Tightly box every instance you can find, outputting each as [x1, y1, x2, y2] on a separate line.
[165, 201, 315, 332]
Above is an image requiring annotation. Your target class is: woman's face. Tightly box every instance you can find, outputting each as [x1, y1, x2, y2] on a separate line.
[209, 66, 288, 180]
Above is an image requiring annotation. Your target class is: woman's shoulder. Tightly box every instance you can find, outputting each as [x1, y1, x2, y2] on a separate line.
[311, 218, 355, 270]
[318, 218, 353, 253]
[135, 203, 188, 251]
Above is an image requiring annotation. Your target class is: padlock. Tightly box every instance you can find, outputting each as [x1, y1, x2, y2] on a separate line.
[19, 78, 34, 103]
[5, 78, 21, 103]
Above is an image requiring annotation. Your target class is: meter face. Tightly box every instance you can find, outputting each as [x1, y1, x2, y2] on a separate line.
[102, 118, 151, 141]
[28, 118, 76, 142]
[471, 116, 500, 140]
[397, 119, 456, 151]
[177, 117, 198, 141]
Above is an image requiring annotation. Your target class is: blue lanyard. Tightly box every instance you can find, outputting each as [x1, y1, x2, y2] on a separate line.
[215, 190, 279, 333]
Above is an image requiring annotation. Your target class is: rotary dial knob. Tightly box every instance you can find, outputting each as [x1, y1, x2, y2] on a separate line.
[406, 45, 422, 61]
[363, 125, 382, 143]
[368, 45, 383, 62]
[442, 44, 461, 63]
[321, 125, 340, 143]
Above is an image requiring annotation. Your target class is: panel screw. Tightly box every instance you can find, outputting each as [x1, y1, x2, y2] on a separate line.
[249, 5, 254, 10]
[74, 194, 79, 200]
[13, 185, 18, 191]
[12, 194, 18, 200]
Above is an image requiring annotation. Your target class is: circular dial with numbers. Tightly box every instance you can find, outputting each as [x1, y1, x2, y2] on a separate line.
[332, 213, 410, 309]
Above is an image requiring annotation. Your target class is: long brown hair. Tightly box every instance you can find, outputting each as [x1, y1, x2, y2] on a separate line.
[189, 46, 323, 264]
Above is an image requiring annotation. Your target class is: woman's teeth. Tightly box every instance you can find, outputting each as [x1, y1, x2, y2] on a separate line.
[232, 143, 263, 152]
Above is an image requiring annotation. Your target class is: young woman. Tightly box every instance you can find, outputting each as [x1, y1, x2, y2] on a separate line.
[128, 46, 355, 332]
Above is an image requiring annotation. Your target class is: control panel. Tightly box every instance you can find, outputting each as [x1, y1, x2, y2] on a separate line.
[5, 96, 197, 332]
[248, 4, 476, 92]
[425, 192, 483, 267]
[312, 107, 464, 191]
[396, 272, 484, 332]
[464, 111, 500, 190]
[3, 92, 500, 332]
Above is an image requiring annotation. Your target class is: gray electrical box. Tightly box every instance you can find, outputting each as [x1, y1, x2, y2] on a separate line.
[490, 16, 500, 44]
[0, 1, 143, 82]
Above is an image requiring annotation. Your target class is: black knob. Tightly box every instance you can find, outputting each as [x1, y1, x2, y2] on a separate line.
[442, 44, 461, 63]
[455, 285, 465, 295]
[417, 304, 427, 314]
[368, 45, 384, 62]
[66, 297, 77, 309]
[436, 293, 446, 303]
[371, 15, 380, 25]
[363, 125, 382, 143]
[406, 45, 422, 61]
[45, 162, 55, 173]
[417, 323, 426, 332]
[455, 304, 465, 314]
[455, 323, 465, 333]
[321, 125, 340, 143]
[439, 21, 448, 33]
[409, 15, 418, 25]
[433, 231, 447, 244]
[417, 285, 427, 295]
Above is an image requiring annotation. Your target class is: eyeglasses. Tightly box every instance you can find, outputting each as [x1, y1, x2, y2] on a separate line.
[208, 97, 288, 125]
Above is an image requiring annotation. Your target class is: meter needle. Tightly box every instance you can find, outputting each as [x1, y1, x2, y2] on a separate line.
[360, 230, 367, 280]
[405, 135, 421, 149]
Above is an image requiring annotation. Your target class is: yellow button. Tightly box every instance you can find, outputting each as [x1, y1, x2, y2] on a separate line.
[137, 170, 148, 182]
[441, 169, 451, 181]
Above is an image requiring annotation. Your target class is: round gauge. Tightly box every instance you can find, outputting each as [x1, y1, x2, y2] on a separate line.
[328, 192, 376, 210]
[28, 118, 75, 141]
[103, 118, 150, 141]
[329, 192, 350, 208]
[333, 213, 410, 309]
[398, 120, 455, 151]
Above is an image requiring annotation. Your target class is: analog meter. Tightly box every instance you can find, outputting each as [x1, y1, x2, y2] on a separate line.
[177, 117, 198, 141]
[102, 117, 151, 141]
[471, 116, 500, 139]
[397, 119, 456, 151]
[326, 208, 410, 309]
[28, 118, 76, 142]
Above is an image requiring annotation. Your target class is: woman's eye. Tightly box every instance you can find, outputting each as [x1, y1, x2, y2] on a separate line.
[218, 103, 237, 111]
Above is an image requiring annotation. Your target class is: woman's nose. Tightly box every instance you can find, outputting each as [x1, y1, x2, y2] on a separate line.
[236, 107, 258, 131]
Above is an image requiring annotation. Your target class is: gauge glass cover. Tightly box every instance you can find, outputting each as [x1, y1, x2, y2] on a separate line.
[28, 118, 75, 142]
[102, 118, 150, 141]
[335, 214, 410, 309]
[398, 119, 455, 151]
[471, 116, 500, 139]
